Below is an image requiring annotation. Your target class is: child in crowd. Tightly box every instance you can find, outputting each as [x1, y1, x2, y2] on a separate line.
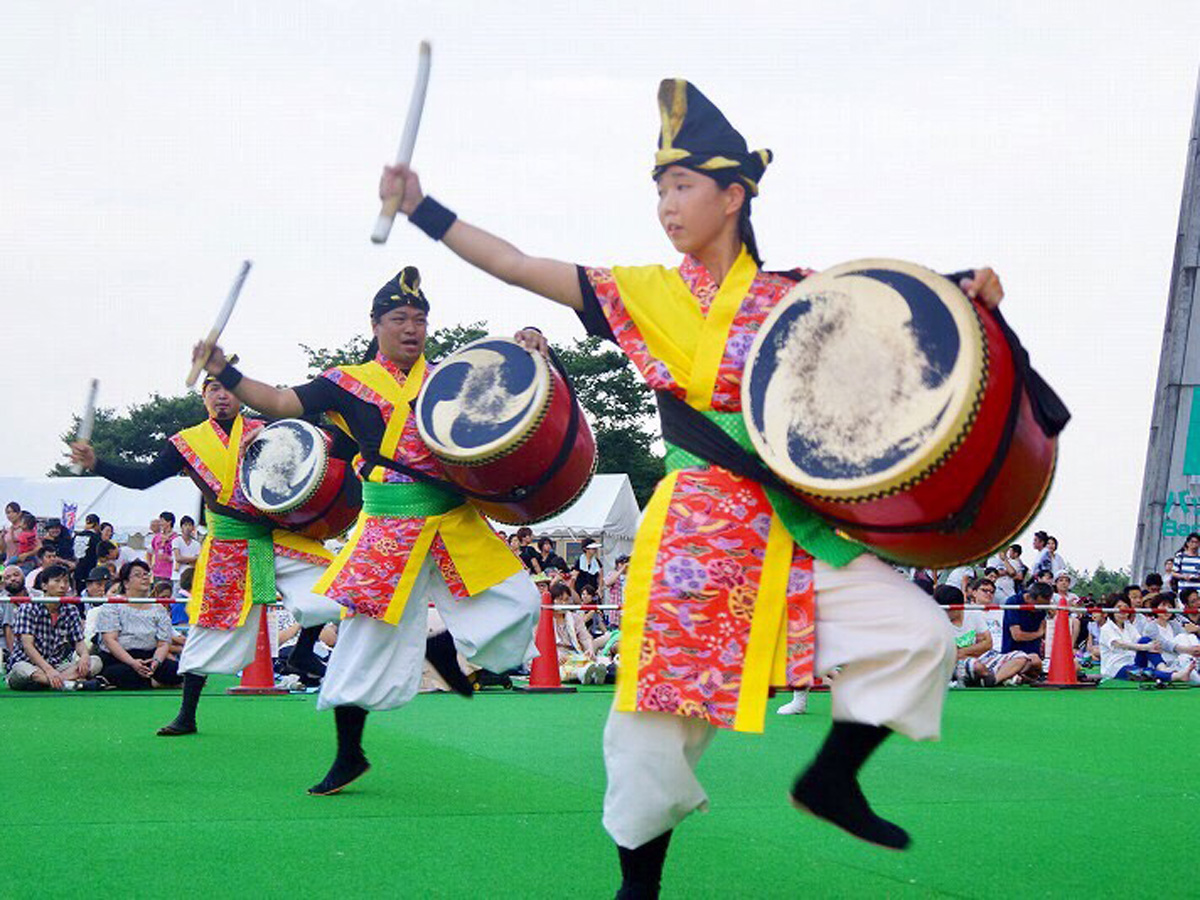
[148, 511, 177, 584]
[9, 512, 39, 574]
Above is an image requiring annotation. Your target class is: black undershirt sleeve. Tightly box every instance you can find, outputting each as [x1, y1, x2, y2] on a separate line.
[292, 377, 341, 416]
[574, 265, 617, 344]
[93, 443, 185, 490]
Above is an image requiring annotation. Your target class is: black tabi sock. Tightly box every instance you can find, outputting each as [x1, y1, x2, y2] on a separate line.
[615, 830, 672, 900]
[286, 625, 324, 675]
[158, 673, 206, 735]
[425, 630, 474, 698]
[791, 722, 910, 850]
[309, 705, 370, 795]
[335, 704, 368, 764]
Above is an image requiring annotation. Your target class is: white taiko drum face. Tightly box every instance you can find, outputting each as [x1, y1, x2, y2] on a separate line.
[742, 259, 985, 499]
[240, 419, 327, 513]
[416, 337, 550, 463]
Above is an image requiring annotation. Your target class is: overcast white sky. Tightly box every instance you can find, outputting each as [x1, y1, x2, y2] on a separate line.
[2, 1, 1198, 569]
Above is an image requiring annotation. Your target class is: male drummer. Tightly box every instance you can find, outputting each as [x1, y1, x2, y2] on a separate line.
[70, 367, 344, 736]
[379, 79, 1018, 896]
[195, 267, 541, 796]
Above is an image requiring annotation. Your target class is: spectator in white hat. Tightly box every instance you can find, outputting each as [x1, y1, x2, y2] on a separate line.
[573, 539, 603, 595]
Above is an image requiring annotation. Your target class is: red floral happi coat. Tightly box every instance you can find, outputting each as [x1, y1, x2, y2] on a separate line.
[584, 252, 817, 732]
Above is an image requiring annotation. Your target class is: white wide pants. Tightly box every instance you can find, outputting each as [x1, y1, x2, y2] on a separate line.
[178, 554, 342, 676]
[602, 552, 956, 849]
[316, 557, 540, 712]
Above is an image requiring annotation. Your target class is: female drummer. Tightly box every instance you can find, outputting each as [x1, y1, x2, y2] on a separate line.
[383, 79, 1006, 895]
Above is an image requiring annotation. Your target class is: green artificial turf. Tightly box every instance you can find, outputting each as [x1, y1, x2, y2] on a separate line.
[5, 681, 1198, 898]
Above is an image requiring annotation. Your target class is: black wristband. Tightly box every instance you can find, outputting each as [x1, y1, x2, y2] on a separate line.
[216, 364, 243, 390]
[409, 196, 458, 241]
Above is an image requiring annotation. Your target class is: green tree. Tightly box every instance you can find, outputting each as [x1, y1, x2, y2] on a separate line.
[51, 392, 207, 475]
[554, 336, 663, 505]
[1069, 564, 1130, 600]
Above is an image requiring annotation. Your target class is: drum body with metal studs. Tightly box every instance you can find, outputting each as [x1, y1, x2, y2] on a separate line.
[238, 418, 361, 541]
[415, 337, 596, 524]
[742, 259, 1056, 568]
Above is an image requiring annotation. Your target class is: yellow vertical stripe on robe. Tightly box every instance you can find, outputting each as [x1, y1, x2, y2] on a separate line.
[383, 516, 441, 625]
[330, 356, 426, 483]
[683, 247, 758, 409]
[186, 533, 212, 623]
[614, 470, 681, 713]
[313, 511, 369, 596]
[611, 246, 757, 409]
[732, 514, 793, 732]
[178, 415, 244, 505]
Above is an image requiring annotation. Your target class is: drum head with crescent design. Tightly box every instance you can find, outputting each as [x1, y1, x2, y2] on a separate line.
[239, 419, 328, 513]
[416, 337, 550, 463]
[742, 259, 985, 500]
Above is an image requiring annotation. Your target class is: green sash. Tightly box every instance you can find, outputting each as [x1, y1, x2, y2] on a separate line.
[206, 511, 276, 605]
[362, 481, 463, 518]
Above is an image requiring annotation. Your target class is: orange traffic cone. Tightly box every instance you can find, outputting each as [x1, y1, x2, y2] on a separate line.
[515, 594, 576, 694]
[1043, 600, 1090, 688]
[227, 607, 289, 695]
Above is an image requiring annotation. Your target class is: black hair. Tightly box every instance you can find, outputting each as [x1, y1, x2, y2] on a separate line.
[548, 582, 572, 601]
[84, 513, 100, 526]
[1009, 543, 1022, 555]
[933, 585, 963, 607]
[1121, 584, 1143, 600]
[36, 544, 57, 561]
[1028, 582, 1054, 601]
[180, 515, 195, 527]
[180, 566, 195, 593]
[5, 501, 19, 514]
[96, 540, 117, 559]
[360, 336, 380, 364]
[160, 511, 175, 526]
[538, 537, 554, 551]
[100, 521, 114, 534]
[39, 564, 71, 585]
[118, 559, 150, 583]
[1144, 573, 1164, 589]
[20, 511, 36, 528]
[967, 576, 993, 592]
[737, 198, 763, 268]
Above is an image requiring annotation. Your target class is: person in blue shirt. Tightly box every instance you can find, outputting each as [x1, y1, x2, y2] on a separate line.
[1003, 581, 1049, 678]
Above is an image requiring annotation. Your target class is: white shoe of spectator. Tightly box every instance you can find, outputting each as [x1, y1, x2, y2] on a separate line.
[777, 691, 808, 715]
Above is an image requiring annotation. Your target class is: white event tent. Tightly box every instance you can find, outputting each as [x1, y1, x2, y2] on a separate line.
[507, 473, 641, 571]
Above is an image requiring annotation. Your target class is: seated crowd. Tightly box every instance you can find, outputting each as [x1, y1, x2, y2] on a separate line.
[924, 528, 1200, 687]
[2, 503, 632, 693]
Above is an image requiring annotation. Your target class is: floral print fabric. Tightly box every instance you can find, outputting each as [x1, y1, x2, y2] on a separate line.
[584, 256, 816, 731]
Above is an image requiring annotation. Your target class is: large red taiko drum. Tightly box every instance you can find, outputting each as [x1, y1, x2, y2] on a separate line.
[741, 258, 1056, 568]
[238, 418, 361, 541]
[415, 337, 596, 524]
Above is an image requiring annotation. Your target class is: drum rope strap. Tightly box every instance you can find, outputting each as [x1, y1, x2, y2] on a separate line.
[658, 306, 1068, 537]
[363, 346, 585, 505]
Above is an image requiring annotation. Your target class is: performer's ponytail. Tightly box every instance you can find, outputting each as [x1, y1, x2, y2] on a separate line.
[738, 198, 763, 268]
[360, 336, 380, 364]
